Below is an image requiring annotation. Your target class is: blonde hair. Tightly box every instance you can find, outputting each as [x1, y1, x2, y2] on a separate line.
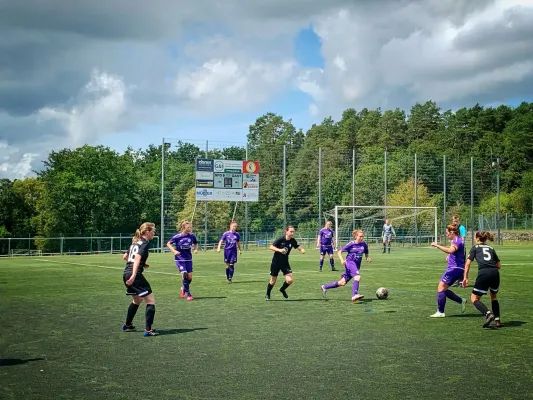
[352, 229, 364, 239]
[179, 220, 191, 232]
[133, 222, 155, 242]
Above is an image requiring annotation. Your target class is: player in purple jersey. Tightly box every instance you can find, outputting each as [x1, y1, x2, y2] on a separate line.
[167, 220, 198, 301]
[429, 224, 467, 318]
[321, 229, 371, 302]
[217, 220, 242, 283]
[316, 221, 338, 272]
[121, 222, 158, 336]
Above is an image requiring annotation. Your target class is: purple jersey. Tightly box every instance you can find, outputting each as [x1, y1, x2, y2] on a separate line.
[340, 241, 368, 268]
[318, 228, 334, 247]
[447, 236, 465, 269]
[168, 233, 198, 261]
[221, 231, 240, 250]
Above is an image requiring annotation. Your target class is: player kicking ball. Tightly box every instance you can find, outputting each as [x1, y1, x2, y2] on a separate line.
[265, 225, 305, 300]
[321, 229, 371, 302]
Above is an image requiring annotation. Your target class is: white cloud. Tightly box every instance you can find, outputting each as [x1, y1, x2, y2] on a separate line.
[175, 58, 296, 114]
[0, 141, 38, 179]
[38, 69, 126, 146]
[303, 0, 533, 116]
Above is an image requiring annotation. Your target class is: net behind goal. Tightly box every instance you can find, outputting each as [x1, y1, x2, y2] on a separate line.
[325, 206, 438, 247]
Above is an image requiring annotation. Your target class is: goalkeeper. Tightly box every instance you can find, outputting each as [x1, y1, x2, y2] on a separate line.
[382, 219, 396, 254]
[265, 225, 306, 300]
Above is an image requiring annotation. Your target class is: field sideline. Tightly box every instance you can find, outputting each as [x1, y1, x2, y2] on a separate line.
[1, 245, 532, 399]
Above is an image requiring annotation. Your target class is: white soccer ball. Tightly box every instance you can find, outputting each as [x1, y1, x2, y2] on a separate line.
[376, 287, 389, 300]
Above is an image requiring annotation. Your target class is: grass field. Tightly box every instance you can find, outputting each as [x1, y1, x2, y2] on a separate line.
[1, 244, 532, 399]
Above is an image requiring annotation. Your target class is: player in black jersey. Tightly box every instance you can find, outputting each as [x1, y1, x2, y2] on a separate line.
[122, 222, 158, 336]
[462, 231, 503, 328]
[265, 225, 306, 300]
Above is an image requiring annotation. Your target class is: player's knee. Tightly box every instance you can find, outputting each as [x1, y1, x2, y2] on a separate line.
[338, 280, 346, 286]
[133, 297, 143, 305]
[489, 292, 497, 301]
[470, 294, 480, 303]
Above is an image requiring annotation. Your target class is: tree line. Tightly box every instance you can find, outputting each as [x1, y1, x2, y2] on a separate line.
[1, 101, 532, 246]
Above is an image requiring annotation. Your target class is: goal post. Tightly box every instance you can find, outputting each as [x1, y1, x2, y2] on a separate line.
[327, 205, 438, 248]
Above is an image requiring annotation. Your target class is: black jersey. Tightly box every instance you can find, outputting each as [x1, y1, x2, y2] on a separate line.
[271, 236, 299, 265]
[467, 244, 500, 270]
[124, 238, 151, 273]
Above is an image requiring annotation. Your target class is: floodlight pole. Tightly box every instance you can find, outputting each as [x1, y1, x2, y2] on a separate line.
[318, 147, 322, 230]
[245, 144, 249, 251]
[160, 137, 165, 253]
[204, 141, 208, 251]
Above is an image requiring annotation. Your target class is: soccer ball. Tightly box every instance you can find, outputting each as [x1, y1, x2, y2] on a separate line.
[376, 287, 389, 300]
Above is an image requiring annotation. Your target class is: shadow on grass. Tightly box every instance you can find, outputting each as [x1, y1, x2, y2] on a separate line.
[157, 327, 208, 336]
[447, 313, 481, 318]
[229, 280, 264, 284]
[500, 320, 527, 328]
[269, 298, 326, 302]
[193, 296, 227, 300]
[0, 358, 45, 367]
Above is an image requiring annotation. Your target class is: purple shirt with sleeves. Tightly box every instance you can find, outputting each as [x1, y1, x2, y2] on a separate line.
[168, 233, 198, 262]
[447, 236, 465, 269]
[221, 231, 240, 250]
[318, 228, 334, 247]
[341, 241, 368, 269]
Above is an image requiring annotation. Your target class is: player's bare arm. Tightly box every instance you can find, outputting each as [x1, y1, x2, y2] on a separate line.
[167, 241, 180, 256]
[269, 244, 284, 253]
[216, 240, 223, 252]
[431, 242, 457, 254]
[125, 254, 142, 286]
[336, 249, 346, 264]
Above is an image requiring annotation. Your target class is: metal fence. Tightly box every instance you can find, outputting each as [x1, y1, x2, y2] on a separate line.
[159, 138, 533, 250]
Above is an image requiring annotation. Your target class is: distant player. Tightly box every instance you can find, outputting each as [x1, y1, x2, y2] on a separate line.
[216, 220, 242, 283]
[429, 224, 467, 318]
[462, 231, 504, 328]
[382, 219, 396, 254]
[167, 220, 198, 300]
[122, 222, 158, 337]
[452, 215, 467, 240]
[316, 220, 337, 272]
[265, 225, 305, 300]
[321, 229, 371, 302]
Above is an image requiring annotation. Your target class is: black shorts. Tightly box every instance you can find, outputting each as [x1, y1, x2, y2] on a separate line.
[123, 272, 152, 297]
[472, 269, 500, 296]
[270, 262, 292, 277]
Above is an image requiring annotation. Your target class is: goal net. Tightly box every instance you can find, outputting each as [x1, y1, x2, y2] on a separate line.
[325, 206, 438, 248]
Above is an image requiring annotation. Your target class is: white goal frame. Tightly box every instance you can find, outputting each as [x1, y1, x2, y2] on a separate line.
[332, 205, 438, 246]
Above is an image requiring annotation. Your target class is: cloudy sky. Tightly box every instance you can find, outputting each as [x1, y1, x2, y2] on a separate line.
[1, 0, 533, 179]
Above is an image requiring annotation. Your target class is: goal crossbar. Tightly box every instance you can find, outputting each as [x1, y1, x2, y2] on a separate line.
[330, 205, 438, 247]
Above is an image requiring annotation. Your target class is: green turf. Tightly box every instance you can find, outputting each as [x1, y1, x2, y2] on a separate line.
[1, 245, 532, 399]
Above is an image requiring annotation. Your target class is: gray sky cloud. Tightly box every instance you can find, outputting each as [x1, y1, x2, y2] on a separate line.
[0, 0, 532, 178]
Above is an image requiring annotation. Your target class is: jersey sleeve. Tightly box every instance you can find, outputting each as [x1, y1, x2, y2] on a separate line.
[138, 240, 151, 258]
[493, 250, 500, 263]
[292, 238, 300, 249]
[341, 243, 351, 253]
[272, 237, 283, 247]
[192, 234, 198, 245]
[235, 233, 241, 242]
[468, 246, 476, 261]
[460, 225, 467, 237]
[168, 235, 177, 246]
[364, 243, 369, 255]
[220, 232, 227, 241]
